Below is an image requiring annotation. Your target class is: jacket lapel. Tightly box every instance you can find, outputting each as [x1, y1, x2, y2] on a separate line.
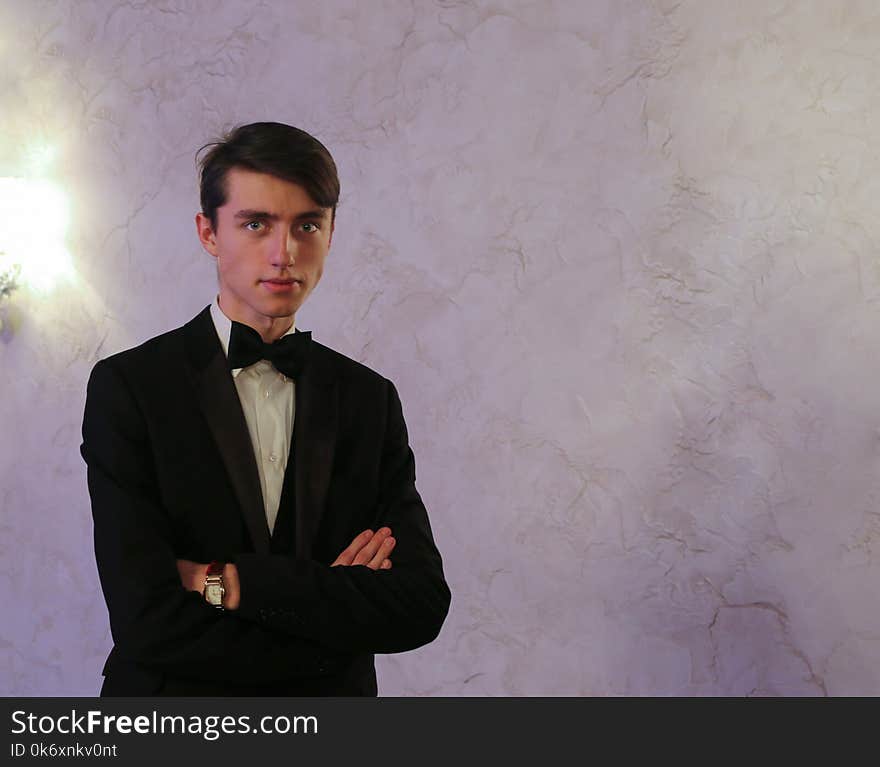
[293, 343, 338, 559]
[183, 307, 271, 555]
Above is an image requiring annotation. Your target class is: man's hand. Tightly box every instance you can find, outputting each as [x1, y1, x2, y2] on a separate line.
[331, 528, 395, 570]
[176, 559, 208, 593]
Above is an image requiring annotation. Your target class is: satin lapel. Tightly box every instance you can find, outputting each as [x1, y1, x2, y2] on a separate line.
[183, 307, 271, 555]
[293, 345, 338, 560]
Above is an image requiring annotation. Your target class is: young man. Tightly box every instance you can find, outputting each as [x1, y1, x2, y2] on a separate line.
[80, 122, 451, 696]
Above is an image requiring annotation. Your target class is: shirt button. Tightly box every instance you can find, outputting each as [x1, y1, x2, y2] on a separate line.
[268, 454, 277, 463]
[264, 390, 271, 398]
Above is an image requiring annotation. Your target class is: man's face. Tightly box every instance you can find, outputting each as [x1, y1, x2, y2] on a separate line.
[196, 167, 334, 338]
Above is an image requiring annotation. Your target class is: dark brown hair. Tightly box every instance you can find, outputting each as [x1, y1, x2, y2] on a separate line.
[198, 122, 340, 227]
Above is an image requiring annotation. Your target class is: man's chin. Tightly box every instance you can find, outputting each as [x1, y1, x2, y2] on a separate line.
[261, 302, 303, 320]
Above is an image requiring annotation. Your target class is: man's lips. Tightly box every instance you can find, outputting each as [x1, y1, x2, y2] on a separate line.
[262, 278, 302, 292]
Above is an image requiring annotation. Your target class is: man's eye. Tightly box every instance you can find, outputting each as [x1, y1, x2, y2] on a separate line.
[245, 221, 264, 231]
[302, 222, 319, 233]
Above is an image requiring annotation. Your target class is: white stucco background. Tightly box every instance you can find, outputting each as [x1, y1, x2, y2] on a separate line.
[2, 0, 879, 696]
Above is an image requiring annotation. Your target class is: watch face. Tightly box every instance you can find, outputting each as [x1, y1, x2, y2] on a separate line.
[205, 583, 224, 605]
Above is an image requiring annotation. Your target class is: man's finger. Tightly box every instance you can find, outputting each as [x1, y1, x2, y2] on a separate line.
[352, 527, 392, 566]
[350, 528, 388, 565]
[367, 536, 395, 570]
[331, 529, 374, 567]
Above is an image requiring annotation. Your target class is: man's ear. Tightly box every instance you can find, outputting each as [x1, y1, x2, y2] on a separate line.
[327, 216, 335, 249]
[195, 212, 218, 256]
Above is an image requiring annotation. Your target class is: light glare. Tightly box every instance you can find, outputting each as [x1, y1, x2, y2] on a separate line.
[0, 177, 73, 293]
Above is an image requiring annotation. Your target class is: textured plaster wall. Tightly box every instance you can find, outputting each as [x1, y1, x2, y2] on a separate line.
[2, 0, 880, 695]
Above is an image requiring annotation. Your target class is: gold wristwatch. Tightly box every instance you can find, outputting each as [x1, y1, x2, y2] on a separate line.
[203, 560, 226, 609]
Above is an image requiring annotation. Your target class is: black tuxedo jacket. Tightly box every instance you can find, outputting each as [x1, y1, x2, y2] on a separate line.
[80, 306, 450, 696]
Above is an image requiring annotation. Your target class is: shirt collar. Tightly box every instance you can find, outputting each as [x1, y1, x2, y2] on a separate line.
[210, 296, 296, 378]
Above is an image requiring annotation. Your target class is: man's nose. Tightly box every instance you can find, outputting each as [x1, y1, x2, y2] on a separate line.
[271, 232, 296, 266]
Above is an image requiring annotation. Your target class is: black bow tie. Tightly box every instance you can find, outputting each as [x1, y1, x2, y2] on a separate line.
[227, 321, 312, 379]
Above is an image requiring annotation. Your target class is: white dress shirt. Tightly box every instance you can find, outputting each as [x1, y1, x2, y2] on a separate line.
[210, 297, 296, 535]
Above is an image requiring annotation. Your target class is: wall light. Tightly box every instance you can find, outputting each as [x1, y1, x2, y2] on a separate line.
[0, 176, 72, 333]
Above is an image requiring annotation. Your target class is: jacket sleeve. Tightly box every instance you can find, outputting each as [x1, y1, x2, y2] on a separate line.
[81, 358, 351, 685]
[233, 379, 452, 654]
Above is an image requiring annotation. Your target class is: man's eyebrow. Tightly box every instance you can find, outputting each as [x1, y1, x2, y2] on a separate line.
[293, 209, 330, 221]
[234, 209, 279, 221]
[233, 209, 329, 221]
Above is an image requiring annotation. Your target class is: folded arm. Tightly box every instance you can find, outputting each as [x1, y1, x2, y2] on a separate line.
[82, 359, 350, 685]
[231, 379, 452, 654]
[175, 526, 395, 608]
